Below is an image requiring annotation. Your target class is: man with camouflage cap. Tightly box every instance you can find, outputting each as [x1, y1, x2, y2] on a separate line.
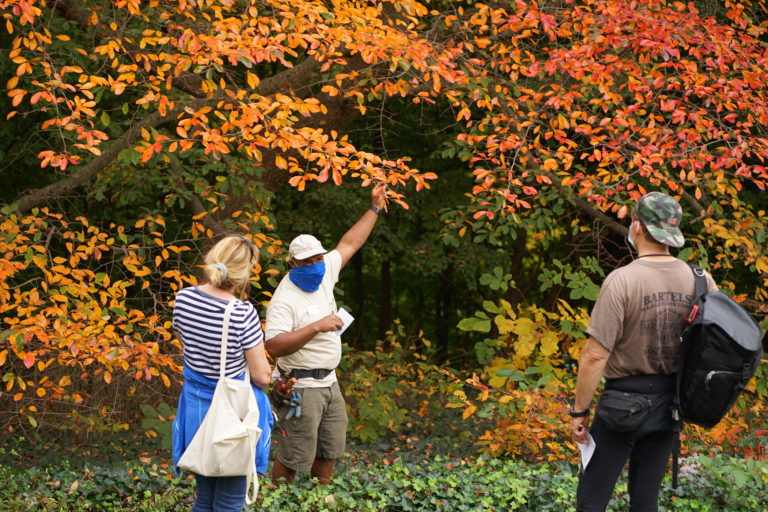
[568, 192, 716, 512]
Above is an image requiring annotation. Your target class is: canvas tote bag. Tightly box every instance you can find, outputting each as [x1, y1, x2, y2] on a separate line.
[177, 301, 262, 504]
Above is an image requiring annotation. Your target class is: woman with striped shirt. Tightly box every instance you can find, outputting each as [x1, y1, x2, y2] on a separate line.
[172, 235, 272, 512]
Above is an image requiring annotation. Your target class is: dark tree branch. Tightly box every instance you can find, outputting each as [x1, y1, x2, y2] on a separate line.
[13, 57, 322, 213]
[548, 174, 628, 236]
[52, 0, 205, 96]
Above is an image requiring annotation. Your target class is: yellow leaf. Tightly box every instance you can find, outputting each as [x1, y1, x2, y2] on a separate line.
[540, 331, 560, 357]
[462, 405, 477, 420]
[495, 316, 515, 334]
[488, 374, 508, 388]
[246, 71, 259, 89]
[511, 317, 535, 336]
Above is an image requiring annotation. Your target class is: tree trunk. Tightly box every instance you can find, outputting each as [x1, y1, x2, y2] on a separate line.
[378, 259, 391, 341]
[435, 265, 452, 362]
[351, 251, 364, 349]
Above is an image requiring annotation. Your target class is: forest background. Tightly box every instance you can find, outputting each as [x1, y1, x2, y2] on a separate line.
[1, 0, 768, 510]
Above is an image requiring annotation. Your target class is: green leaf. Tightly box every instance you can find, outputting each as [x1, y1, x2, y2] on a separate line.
[457, 316, 491, 332]
[110, 306, 126, 317]
[139, 404, 158, 418]
[583, 283, 601, 301]
[677, 247, 693, 262]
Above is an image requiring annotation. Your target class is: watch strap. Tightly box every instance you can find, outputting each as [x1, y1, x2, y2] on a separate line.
[569, 406, 590, 418]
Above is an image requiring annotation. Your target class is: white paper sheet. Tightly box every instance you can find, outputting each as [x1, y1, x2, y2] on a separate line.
[334, 308, 354, 336]
[578, 433, 596, 470]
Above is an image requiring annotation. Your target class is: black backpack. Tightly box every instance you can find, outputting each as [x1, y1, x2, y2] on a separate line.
[672, 264, 764, 488]
[675, 264, 763, 429]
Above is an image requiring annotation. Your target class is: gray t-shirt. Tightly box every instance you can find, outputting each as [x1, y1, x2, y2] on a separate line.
[586, 258, 717, 379]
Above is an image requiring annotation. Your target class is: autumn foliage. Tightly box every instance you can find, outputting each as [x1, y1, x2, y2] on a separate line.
[1, 0, 767, 459]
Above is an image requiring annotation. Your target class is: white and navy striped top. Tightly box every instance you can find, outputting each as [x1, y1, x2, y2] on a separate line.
[172, 287, 264, 380]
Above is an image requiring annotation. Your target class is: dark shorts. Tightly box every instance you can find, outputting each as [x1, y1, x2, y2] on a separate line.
[276, 381, 348, 473]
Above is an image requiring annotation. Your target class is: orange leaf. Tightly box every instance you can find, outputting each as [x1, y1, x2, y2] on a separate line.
[22, 352, 36, 369]
[542, 159, 558, 172]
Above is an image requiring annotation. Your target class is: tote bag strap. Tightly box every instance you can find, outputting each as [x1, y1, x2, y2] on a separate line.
[246, 469, 259, 505]
[219, 301, 250, 382]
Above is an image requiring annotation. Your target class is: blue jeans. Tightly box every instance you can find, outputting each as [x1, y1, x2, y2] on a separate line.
[192, 474, 247, 512]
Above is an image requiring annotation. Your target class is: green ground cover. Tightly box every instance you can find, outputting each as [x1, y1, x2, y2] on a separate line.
[2, 432, 767, 511]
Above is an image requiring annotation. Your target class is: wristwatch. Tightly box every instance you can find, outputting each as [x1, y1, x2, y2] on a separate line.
[369, 206, 383, 215]
[569, 406, 590, 418]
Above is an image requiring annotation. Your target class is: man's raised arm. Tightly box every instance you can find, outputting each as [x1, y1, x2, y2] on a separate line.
[334, 183, 387, 268]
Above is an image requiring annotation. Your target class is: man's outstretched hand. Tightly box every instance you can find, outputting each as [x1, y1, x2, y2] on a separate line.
[371, 183, 386, 210]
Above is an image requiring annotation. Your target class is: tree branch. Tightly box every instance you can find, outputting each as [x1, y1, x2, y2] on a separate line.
[548, 174, 628, 236]
[52, 0, 205, 97]
[12, 57, 321, 213]
[168, 160, 227, 236]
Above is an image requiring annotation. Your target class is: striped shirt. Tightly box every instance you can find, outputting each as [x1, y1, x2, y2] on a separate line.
[172, 286, 264, 380]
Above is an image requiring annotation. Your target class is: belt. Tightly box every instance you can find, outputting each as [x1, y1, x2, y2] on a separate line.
[278, 365, 333, 380]
[604, 373, 675, 394]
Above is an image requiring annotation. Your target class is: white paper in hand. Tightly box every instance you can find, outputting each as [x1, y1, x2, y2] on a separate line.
[578, 433, 596, 470]
[334, 308, 354, 337]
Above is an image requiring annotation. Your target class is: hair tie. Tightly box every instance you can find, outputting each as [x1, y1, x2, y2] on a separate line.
[212, 262, 228, 280]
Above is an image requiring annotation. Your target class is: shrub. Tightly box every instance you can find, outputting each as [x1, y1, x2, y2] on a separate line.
[339, 323, 463, 444]
[3, 449, 768, 511]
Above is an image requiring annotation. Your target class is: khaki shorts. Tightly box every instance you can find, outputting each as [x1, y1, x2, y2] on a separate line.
[276, 382, 348, 472]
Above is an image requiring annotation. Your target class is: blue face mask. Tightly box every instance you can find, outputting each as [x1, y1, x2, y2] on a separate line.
[289, 262, 326, 292]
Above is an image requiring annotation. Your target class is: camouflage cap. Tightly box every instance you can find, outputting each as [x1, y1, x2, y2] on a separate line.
[635, 192, 684, 248]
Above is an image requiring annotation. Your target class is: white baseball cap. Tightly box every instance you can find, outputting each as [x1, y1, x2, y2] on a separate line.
[288, 234, 326, 260]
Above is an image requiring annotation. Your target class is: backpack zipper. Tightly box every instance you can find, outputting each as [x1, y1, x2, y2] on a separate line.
[704, 370, 741, 392]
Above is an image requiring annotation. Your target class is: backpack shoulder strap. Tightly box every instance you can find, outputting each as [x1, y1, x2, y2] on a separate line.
[688, 263, 708, 300]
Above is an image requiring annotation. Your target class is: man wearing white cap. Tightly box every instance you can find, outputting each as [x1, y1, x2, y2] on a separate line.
[265, 183, 386, 484]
